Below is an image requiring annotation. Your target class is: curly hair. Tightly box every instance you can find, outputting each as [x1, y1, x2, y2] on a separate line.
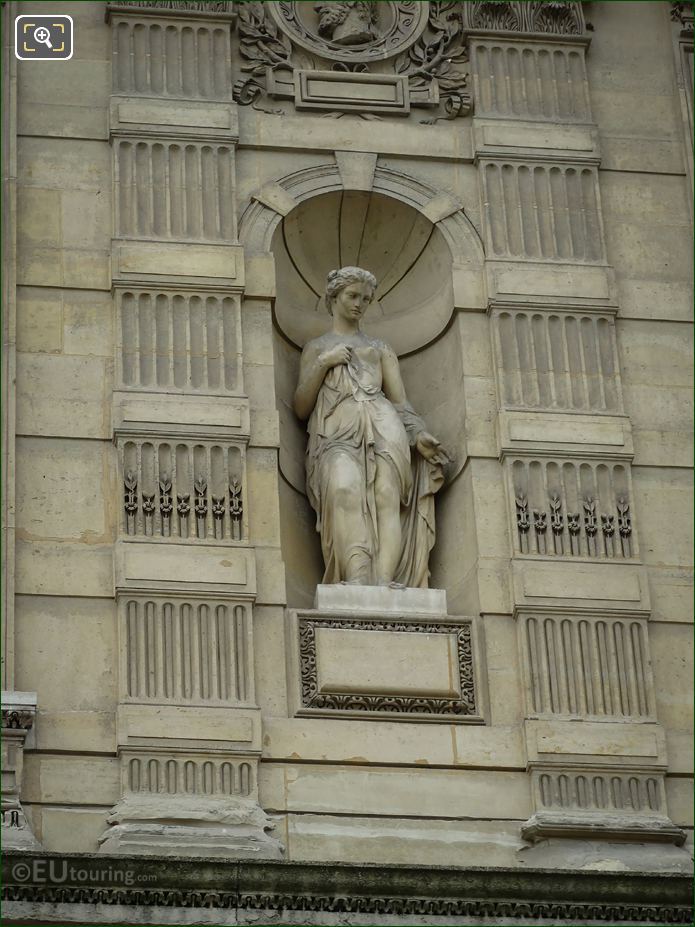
[325, 266, 377, 314]
[314, 1, 377, 38]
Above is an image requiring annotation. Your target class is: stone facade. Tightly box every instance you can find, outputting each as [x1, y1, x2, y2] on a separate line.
[1, 1, 693, 923]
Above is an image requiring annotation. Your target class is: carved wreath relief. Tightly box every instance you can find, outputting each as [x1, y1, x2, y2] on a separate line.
[234, 1, 472, 122]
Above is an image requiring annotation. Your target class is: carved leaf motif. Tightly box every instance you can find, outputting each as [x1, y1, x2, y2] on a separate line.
[394, 51, 411, 74]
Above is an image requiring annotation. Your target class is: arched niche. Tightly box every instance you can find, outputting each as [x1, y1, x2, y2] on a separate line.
[273, 190, 454, 356]
[239, 160, 485, 607]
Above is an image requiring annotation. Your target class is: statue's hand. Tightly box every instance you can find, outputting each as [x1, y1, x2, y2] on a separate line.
[415, 431, 450, 466]
[319, 344, 351, 370]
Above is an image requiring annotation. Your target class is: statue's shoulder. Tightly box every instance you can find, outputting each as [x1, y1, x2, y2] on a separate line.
[302, 332, 333, 355]
[369, 335, 396, 357]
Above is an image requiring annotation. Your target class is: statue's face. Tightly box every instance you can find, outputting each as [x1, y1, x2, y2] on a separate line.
[332, 280, 374, 322]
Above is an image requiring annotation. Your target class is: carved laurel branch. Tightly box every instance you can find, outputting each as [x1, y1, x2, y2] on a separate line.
[233, 1, 315, 113]
[299, 617, 477, 716]
[395, 0, 471, 121]
[233, 1, 472, 122]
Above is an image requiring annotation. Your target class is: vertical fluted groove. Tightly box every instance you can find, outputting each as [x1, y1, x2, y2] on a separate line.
[521, 615, 654, 719]
[536, 770, 665, 812]
[117, 290, 240, 394]
[473, 42, 590, 120]
[493, 309, 621, 412]
[484, 163, 602, 261]
[126, 756, 254, 797]
[123, 598, 248, 704]
[115, 142, 234, 241]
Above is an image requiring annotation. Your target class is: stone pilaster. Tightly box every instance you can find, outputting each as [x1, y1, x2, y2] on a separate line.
[465, 0, 686, 855]
[99, 2, 281, 859]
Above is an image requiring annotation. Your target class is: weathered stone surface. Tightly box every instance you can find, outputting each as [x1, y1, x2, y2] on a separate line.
[98, 795, 284, 860]
[3, 0, 692, 903]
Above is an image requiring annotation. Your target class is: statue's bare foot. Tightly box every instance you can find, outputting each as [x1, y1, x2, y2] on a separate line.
[377, 580, 405, 589]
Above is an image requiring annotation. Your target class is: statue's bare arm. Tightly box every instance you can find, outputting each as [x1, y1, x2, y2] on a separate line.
[293, 340, 351, 420]
[380, 343, 407, 405]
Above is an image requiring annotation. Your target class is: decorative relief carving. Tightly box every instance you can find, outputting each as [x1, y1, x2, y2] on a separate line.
[464, 1, 585, 36]
[298, 617, 477, 717]
[266, 1, 430, 64]
[117, 290, 242, 395]
[111, 1, 234, 10]
[468, 1, 521, 32]
[493, 310, 623, 413]
[111, 15, 233, 98]
[471, 41, 590, 121]
[233, 1, 469, 121]
[519, 614, 655, 719]
[671, 1, 694, 33]
[510, 459, 635, 559]
[114, 140, 235, 241]
[119, 439, 245, 540]
[122, 597, 251, 703]
[482, 162, 604, 262]
[314, 2, 379, 46]
[1, 710, 35, 730]
[529, 1, 583, 36]
[5, 884, 692, 924]
[394, 2, 472, 121]
[125, 754, 253, 796]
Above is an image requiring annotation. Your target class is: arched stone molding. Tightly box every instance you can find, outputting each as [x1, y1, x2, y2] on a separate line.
[238, 155, 486, 313]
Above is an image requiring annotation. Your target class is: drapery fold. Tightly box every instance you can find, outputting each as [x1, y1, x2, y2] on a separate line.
[306, 361, 442, 588]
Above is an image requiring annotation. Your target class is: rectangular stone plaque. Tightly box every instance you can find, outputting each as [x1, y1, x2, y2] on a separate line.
[291, 610, 481, 722]
[314, 627, 460, 698]
[295, 70, 409, 115]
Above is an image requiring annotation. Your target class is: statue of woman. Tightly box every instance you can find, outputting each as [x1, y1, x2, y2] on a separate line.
[294, 267, 449, 588]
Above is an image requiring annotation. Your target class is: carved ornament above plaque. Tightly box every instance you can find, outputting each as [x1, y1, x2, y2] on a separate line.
[234, 1, 471, 122]
[265, 1, 430, 64]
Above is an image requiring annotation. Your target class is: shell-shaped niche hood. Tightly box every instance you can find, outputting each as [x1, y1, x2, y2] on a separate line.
[272, 190, 454, 356]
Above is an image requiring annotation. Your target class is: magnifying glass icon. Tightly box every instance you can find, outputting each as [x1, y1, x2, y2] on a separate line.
[34, 26, 53, 49]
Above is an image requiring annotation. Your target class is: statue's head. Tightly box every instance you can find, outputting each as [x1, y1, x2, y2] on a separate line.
[314, 1, 378, 43]
[325, 266, 377, 315]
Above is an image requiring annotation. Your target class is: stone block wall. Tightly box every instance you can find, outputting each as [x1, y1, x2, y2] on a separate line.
[2, 0, 692, 873]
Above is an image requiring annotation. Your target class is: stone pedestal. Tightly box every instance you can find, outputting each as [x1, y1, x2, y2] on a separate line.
[288, 585, 482, 723]
[314, 583, 448, 615]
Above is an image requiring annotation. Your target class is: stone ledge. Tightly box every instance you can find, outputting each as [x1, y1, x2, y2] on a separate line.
[1, 852, 693, 925]
[521, 811, 687, 846]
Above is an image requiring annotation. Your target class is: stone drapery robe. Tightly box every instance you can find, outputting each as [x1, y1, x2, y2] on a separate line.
[305, 338, 444, 587]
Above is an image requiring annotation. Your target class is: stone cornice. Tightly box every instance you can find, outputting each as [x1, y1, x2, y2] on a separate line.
[2, 852, 692, 923]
